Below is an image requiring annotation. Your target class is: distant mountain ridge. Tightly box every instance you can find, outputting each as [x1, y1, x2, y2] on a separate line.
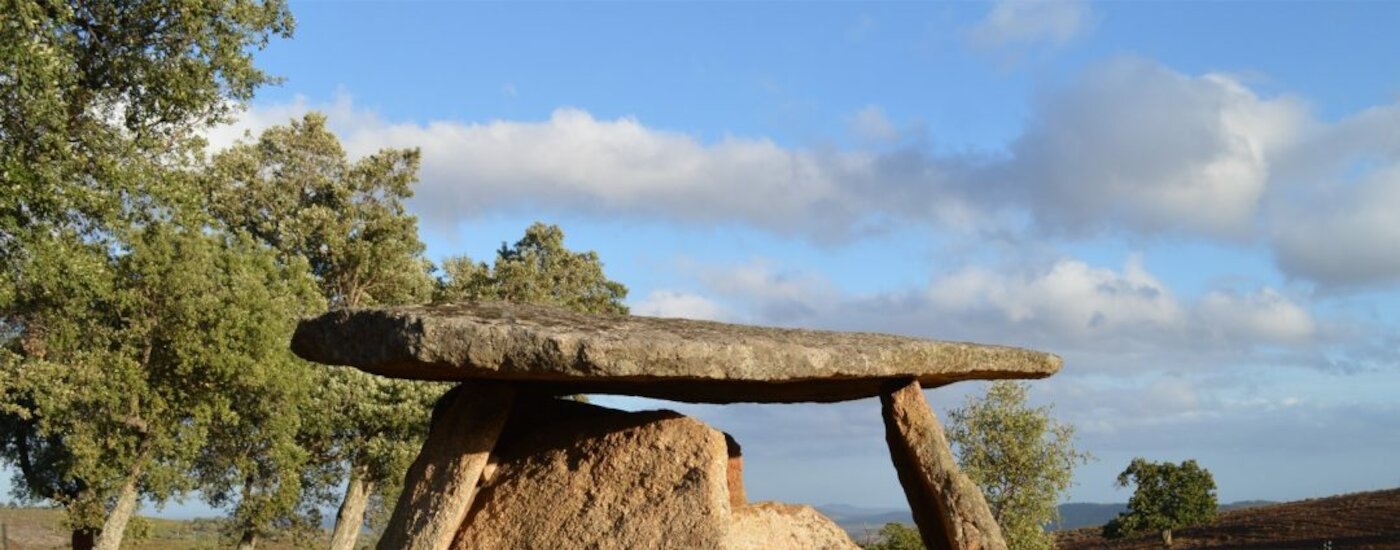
[817, 499, 1278, 539]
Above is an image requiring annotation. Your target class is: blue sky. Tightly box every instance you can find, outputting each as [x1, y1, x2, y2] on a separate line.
[202, 0, 1400, 512]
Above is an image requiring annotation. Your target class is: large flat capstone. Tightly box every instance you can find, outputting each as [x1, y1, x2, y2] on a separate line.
[291, 301, 1061, 403]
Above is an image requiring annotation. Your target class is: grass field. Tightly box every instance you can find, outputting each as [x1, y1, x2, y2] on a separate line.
[0, 508, 325, 550]
[1056, 488, 1400, 549]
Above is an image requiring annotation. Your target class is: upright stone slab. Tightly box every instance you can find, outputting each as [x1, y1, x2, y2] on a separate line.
[881, 379, 1006, 550]
[453, 403, 734, 549]
[377, 381, 515, 550]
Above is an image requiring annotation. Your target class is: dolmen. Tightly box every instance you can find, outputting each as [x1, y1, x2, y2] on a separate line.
[292, 301, 1061, 550]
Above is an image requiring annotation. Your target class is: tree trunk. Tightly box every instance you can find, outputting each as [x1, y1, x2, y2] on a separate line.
[92, 477, 140, 550]
[234, 476, 259, 550]
[236, 529, 258, 550]
[1162, 528, 1173, 547]
[329, 466, 375, 550]
[71, 529, 96, 550]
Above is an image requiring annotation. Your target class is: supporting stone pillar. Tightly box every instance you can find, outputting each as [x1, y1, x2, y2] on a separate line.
[880, 379, 1006, 550]
[377, 380, 516, 550]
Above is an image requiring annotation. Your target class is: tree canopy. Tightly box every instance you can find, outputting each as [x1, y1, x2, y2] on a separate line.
[436, 222, 629, 315]
[0, 4, 637, 548]
[2, 2, 295, 548]
[1, 0, 293, 256]
[1103, 458, 1218, 546]
[860, 522, 924, 550]
[1, 224, 321, 549]
[205, 112, 439, 550]
[946, 381, 1089, 550]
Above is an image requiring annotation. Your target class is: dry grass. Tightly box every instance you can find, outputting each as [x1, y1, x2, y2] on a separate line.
[0, 508, 324, 549]
[1056, 488, 1400, 550]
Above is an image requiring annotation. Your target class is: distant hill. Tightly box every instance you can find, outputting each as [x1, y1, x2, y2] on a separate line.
[1056, 487, 1400, 549]
[820, 498, 1280, 539]
[815, 503, 914, 541]
[1054, 500, 1276, 531]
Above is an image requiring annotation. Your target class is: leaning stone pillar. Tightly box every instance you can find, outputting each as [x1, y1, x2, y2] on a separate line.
[377, 380, 515, 550]
[880, 379, 1006, 550]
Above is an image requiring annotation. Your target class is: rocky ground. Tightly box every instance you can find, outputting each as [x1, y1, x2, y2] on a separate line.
[1056, 487, 1400, 549]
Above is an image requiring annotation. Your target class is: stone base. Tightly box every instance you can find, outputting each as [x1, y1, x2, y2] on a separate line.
[450, 396, 857, 549]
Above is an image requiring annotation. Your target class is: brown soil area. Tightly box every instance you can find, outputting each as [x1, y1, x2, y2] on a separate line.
[1057, 488, 1400, 549]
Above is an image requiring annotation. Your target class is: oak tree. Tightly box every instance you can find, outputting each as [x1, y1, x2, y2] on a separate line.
[436, 222, 628, 315]
[1103, 458, 1218, 546]
[947, 381, 1090, 550]
[1, 1, 293, 547]
[206, 113, 440, 550]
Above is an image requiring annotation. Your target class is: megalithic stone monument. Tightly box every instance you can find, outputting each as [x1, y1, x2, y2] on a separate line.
[292, 301, 1060, 550]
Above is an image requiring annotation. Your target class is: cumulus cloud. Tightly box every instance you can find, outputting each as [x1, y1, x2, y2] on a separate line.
[211, 97, 980, 240]
[213, 56, 1400, 287]
[848, 105, 901, 145]
[967, 0, 1095, 52]
[924, 255, 1185, 344]
[631, 290, 728, 321]
[1198, 288, 1317, 345]
[673, 255, 1337, 373]
[995, 56, 1307, 238]
[212, 58, 1306, 243]
[1271, 164, 1400, 287]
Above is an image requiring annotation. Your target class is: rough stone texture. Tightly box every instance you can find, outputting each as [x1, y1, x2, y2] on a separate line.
[377, 381, 514, 550]
[725, 433, 746, 508]
[881, 379, 1007, 550]
[452, 401, 734, 550]
[728, 502, 861, 550]
[291, 301, 1060, 403]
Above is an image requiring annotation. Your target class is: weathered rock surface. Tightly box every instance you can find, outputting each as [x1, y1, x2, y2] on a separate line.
[377, 381, 514, 550]
[881, 379, 1006, 550]
[729, 502, 861, 550]
[291, 301, 1060, 403]
[724, 433, 745, 508]
[450, 397, 856, 549]
[452, 402, 733, 549]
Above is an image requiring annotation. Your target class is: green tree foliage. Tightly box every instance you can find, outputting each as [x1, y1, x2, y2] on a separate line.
[1, 1, 294, 548]
[436, 222, 629, 314]
[0, 0, 293, 258]
[1103, 458, 1218, 546]
[206, 113, 440, 550]
[207, 113, 434, 308]
[946, 381, 1090, 550]
[1, 225, 321, 550]
[860, 522, 924, 550]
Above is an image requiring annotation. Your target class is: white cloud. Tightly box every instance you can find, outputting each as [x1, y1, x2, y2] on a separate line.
[1271, 163, 1400, 287]
[967, 0, 1094, 52]
[672, 254, 1343, 375]
[631, 290, 728, 321]
[925, 255, 1185, 343]
[848, 105, 900, 145]
[1198, 288, 1316, 345]
[997, 57, 1307, 238]
[696, 260, 838, 325]
[202, 94, 381, 152]
[211, 57, 1400, 288]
